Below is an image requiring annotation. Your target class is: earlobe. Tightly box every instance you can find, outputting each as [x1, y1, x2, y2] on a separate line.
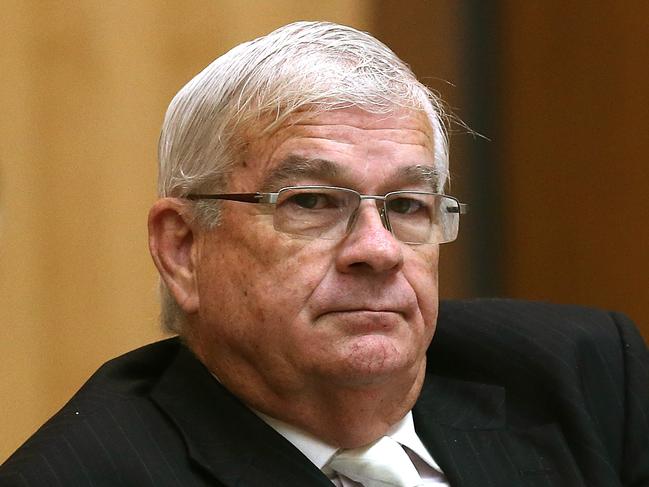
[148, 198, 200, 314]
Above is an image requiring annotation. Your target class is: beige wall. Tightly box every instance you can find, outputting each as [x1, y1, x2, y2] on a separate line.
[1, 0, 377, 463]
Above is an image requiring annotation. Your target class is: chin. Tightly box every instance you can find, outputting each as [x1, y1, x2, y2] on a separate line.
[334, 334, 419, 384]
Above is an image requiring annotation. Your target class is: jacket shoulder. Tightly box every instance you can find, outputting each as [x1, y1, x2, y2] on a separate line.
[434, 298, 642, 362]
[0, 338, 195, 486]
[432, 298, 645, 382]
[432, 298, 649, 480]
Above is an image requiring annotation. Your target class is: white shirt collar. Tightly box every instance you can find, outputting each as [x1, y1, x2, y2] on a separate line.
[212, 371, 443, 477]
[387, 411, 443, 473]
[256, 410, 443, 474]
[255, 410, 338, 469]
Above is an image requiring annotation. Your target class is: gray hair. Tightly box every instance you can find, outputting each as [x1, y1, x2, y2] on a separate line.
[157, 21, 450, 334]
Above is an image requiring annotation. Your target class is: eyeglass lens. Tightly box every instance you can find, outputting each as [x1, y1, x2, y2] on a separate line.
[272, 187, 459, 244]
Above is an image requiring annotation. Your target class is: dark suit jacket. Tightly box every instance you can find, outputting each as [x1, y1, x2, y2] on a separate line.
[2, 300, 648, 486]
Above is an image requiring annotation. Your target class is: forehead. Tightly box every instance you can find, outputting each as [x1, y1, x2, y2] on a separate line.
[232, 108, 437, 191]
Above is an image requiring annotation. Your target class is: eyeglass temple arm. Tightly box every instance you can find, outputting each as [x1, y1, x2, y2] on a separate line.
[186, 193, 264, 203]
[446, 203, 469, 214]
[187, 193, 467, 213]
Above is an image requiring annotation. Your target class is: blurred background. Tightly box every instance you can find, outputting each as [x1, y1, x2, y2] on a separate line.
[2, 0, 647, 462]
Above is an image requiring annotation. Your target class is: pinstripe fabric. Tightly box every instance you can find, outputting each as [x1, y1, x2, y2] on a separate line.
[1, 300, 648, 486]
[424, 300, 649, 486]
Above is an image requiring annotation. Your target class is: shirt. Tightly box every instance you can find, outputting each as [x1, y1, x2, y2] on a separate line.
[257, 411, 450, 486]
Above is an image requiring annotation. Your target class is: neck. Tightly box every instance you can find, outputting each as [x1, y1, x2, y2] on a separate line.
[269, 365, 426, 448]
[191, 335, 427, 448]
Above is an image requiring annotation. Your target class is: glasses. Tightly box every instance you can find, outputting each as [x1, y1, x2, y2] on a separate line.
[187, 186, 468, 244]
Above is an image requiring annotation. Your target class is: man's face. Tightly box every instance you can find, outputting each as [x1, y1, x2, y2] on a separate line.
[190, 108, 440, 399]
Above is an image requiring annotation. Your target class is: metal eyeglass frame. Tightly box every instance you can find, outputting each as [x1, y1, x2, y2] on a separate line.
[186, 185, 469, 244]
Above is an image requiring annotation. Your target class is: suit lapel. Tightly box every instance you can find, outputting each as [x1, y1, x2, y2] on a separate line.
[414, 375, 587, 487]
[150, 345, 333, 487]
[148, 340, 588, 486]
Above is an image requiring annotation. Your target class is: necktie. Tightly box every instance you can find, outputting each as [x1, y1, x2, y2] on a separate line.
[328, 436, 424, 487]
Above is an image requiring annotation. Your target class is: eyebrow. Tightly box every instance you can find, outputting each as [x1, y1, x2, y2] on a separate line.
[396, 165, 445, 192]
[260, 155, 444, 192]
[260, 156, 348, 191]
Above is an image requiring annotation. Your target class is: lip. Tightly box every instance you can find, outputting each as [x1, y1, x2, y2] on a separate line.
[316, 309, 404, 333]
[316, 303, 408, 317]
[310, 282, 417, 322]
[321, 308, 402, 316]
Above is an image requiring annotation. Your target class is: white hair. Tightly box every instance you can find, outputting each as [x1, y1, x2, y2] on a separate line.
[157, 21, 450, 333]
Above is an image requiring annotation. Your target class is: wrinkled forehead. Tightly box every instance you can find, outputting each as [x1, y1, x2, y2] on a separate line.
[231, 107, 438, 191]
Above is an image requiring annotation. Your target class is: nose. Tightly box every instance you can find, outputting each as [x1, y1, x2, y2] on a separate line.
[335, 201, 404, 274]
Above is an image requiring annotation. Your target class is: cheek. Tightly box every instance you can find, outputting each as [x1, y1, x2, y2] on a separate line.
[254, 246, 333, 320]
[206, 223, 334, 327]
[407, 248, 440, 325]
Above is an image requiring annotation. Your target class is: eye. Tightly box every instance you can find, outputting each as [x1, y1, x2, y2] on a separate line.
[387, 197, 423, 215]
[288, 192, 330, 209]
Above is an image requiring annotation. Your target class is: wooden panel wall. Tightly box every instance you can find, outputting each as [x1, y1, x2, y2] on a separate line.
[499, 2, 649, 338]
[0, 0, 374, 462]
[374, 2, 649, 338]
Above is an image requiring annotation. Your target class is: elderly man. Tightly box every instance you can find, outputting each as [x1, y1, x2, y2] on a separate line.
[2, 21, 648, 487]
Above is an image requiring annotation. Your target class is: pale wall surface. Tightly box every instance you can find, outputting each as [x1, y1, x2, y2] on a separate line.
[0, 0, 375, 463]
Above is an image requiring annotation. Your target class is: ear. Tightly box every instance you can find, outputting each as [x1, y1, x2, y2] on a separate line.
[148, 198, 199, 314]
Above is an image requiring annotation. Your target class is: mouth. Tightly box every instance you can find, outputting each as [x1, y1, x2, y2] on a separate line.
[317, 309, 404, 333]
[322, 307, 402, 315]
[317, 303, 407, 317]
